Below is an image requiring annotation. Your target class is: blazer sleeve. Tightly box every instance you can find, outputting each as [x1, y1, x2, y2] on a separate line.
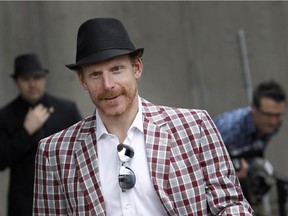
[197, 110, 253, 215]
[33, 139, 67, 215]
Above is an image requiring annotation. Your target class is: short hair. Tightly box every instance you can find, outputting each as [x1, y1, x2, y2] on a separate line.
[252, 80, 286, 109]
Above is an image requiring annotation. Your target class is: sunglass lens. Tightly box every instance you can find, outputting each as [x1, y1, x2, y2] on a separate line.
[119, 166, 136, 190]
[117, 144, 134, 162]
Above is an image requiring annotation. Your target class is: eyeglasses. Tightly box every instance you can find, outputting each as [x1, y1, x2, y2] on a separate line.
[117, 144, 136, 192]
[257, 108, 284, 119]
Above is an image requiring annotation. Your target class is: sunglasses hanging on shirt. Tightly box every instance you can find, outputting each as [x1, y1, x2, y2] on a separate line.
[117, 143, 136, 192]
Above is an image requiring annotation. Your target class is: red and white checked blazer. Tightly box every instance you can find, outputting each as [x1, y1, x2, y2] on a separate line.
[33, 98, 253, 215]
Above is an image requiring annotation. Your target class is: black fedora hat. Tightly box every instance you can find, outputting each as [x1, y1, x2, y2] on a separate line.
[11, 53, 48, 79]
[66, 18, 144, 71]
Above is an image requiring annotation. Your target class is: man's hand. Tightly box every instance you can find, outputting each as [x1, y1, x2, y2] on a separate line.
[236, 158, 250, 179]
[23, 104, 54, 135]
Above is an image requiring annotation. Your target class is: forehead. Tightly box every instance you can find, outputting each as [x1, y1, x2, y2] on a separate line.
[82, 55, 131, 71]
[260, 97, 286, 112]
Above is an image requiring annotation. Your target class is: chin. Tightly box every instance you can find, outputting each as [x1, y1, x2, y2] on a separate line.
[105, 108, 124, 117]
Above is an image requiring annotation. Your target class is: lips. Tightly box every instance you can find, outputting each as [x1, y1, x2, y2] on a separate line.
[105, 95, 119, 100]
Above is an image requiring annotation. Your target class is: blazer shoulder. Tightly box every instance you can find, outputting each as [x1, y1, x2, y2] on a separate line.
[163, 107, 211, 126]
[39, 114, 94, 151]
[142, 98, 209, 121]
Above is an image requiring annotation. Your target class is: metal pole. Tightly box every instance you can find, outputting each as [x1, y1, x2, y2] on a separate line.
[237, 29, 253, 104]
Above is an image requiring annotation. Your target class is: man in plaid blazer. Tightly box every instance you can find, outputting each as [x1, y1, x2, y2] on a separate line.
[33, 18, 253, 215]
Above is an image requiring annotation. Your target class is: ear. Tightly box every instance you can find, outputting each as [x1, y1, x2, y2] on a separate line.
[77, 71, 88, 90]
[133, 57, 143, 80]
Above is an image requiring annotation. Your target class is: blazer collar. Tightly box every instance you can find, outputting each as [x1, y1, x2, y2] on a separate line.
[74, 113, 106, 215]
[141, 98, 176, 215]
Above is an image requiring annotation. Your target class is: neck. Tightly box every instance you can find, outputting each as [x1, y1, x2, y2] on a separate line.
[100, 97, 139, 143]
[21, 93, 45, 105]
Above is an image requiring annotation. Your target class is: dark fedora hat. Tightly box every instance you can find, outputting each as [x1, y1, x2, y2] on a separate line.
[11, 53, 48, 79]
[66, 18, 144, 71]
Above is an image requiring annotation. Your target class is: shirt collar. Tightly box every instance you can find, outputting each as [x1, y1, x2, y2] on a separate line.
[96, 111, 108, 140]
[133, 96, 143, 133]
[96, 96, 143, 140]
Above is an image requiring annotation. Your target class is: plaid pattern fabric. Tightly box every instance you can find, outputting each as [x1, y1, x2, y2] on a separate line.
[33, 98, 253, 215]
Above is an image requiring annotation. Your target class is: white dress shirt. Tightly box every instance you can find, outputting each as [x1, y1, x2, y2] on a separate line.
[96, 97, 166, 216]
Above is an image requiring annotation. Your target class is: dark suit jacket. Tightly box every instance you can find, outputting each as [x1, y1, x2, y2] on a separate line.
[0, 93, 82, 216]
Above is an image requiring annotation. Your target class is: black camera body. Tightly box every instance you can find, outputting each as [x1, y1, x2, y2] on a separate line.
[226, 140, 264, 171]
[226, 141, 274, 198]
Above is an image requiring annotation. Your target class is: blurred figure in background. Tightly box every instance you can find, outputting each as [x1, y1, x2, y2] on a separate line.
[0, 53, 82, 216]
[214, 80, 286, 215]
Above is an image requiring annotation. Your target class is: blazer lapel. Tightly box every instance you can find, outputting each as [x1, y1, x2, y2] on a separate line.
[142, 99, 177, 216]
[74, 114, 106, 215]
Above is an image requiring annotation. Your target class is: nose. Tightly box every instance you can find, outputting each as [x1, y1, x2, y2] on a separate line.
[28, 77, 37, 86]
[102, 73, 114, 89]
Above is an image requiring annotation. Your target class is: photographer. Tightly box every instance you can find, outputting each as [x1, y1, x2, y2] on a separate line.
[214, 80, 286, 215]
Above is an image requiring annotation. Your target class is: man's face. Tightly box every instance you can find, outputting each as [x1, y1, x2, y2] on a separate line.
[15, 75, 47, 104]
[252, 97, 286, 136]
[78, 55, 143, 118]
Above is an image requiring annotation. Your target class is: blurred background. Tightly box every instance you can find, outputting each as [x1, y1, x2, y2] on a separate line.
[0, 1, 288, 215]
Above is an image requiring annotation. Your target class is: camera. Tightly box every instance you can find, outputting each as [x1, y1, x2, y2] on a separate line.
[226, 140, 264, 171]
[226, 141, 274, 197]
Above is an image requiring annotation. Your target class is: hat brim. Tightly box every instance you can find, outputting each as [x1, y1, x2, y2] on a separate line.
[11, 69, 49, 79]
[66, 48, 144, 71]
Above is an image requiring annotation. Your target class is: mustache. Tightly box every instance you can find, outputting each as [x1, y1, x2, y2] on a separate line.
[98, 88, 125, 100]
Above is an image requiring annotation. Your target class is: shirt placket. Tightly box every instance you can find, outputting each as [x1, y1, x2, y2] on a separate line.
[119, 127, 137, 215]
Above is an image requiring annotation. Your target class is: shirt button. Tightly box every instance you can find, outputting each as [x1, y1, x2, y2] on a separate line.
[125, 203, 131, 209]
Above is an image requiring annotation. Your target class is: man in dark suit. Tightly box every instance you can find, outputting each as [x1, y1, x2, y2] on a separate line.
[0, 53, 82, 216]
